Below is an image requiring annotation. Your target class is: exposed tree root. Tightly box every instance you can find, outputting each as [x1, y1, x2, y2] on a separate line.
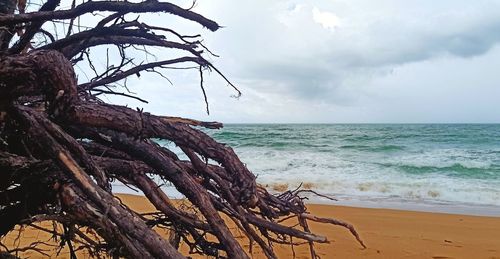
[0, 1, 365, 258]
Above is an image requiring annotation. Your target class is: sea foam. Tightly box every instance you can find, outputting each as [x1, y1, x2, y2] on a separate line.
[114, 124, 500, 214]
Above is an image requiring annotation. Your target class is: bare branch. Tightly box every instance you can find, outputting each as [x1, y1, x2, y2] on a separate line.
[0, 0, 220, 31]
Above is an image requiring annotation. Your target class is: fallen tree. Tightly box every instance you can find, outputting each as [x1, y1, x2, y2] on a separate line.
[0, 0, 365, 258]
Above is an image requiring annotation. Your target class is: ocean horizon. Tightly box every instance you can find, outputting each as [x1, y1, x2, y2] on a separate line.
[115, 123, 500, 216]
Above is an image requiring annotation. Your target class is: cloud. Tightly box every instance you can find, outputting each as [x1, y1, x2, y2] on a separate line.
[312, 7, 340, 30]
[103, 0, 500, 123]
[200, 1, 500, 102]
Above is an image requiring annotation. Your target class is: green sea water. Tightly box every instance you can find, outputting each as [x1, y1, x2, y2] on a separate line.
[113, 124, 500, 214]
[204, 124, 500, 208]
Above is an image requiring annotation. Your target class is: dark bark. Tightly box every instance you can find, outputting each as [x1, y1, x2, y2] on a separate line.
[0, 0, 16, 50]
[0, 1, 364, 258]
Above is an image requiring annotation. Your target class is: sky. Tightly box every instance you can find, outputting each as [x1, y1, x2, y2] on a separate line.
[81, 0, 500, 123]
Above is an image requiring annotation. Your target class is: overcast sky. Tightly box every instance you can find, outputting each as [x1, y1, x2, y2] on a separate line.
[103, 0, 500, 123]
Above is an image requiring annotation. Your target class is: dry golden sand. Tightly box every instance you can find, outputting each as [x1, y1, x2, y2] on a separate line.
[3, 193, 500, 258]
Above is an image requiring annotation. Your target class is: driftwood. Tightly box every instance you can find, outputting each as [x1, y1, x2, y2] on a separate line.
[0, 1, 365, 258]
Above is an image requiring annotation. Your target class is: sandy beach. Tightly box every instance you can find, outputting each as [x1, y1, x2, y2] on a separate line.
[2, 1, 499, 258]
[3, 193, 499, 258]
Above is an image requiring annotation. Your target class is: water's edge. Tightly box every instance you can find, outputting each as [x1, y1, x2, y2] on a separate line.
[114, 186, 500, 217]
[116, 124, 500, 217]
[306, 195, 500, 217]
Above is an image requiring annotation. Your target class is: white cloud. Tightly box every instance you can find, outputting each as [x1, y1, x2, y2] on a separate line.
[312, 7, 340, 30]
[98, 0, 500, 123]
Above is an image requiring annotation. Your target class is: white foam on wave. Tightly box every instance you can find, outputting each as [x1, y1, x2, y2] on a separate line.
[384, 148, 497, 169]
[235, 147, 500, 207]
[115, 133, 500, 215]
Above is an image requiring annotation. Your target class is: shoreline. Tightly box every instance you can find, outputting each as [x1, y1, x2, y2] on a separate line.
[120, 194, 500, 258]
[307, 196, 500, 217]
[117, 194, 500, 258]
[5, 193, 500, 258]
[113, 185, 500, 217]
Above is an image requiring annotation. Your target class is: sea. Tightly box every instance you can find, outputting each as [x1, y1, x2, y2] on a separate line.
[116, 124, 500, 216]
